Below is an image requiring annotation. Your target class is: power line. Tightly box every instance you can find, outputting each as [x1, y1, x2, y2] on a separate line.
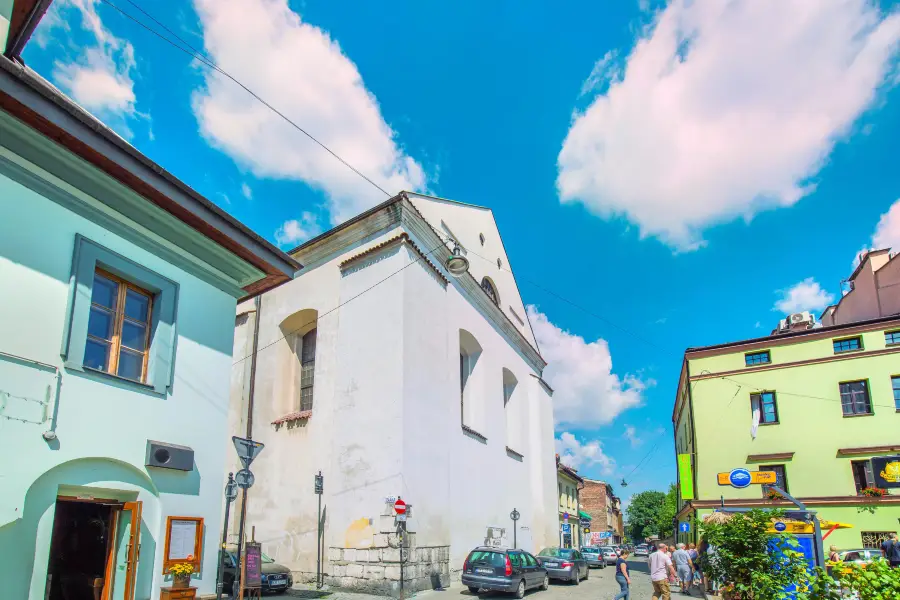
[232, 239, 448, 366]
[98, 0, 393, 197]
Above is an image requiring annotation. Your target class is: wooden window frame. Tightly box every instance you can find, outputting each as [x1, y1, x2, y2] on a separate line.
[833, 336, 862, 354]
[751, 391, 779, 425]
[760, 464, 788, 496]
[87, 268, 153, 383]
[744, 350, 771, 366]
[885, 330, 900, 346]
[851, 460, 875, 494]
[839, 379, 873, 417]
[162, 516, 203, 573]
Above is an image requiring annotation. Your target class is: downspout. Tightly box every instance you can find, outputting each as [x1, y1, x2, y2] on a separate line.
[576, 480, 584, 549]
[685, 359, 699, 544]
[246, 294, 262, 438]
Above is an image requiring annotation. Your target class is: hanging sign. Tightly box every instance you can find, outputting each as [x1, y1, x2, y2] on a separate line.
[871, 456, 900, 489]
[678, 454, 695, 500]
[717, 469, 776, 487]
[244, 542, 262, 589]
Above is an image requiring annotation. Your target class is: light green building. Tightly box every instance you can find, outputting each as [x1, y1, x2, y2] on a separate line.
[673, 309, 900, 551]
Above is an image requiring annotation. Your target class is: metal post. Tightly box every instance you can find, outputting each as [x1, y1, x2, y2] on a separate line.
[399, 522, 405, 600]
[234, 488, 248, 598]
[216, 473, 237, 600]
[317, 491, 322, 587]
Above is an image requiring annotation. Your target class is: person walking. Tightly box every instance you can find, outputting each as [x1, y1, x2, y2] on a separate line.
[649, 542, 676, 600]
[687, 543, 701, 586]
[884, 533, 900, 568]
[827, 545, 840, 578]
[672, 543, 694, 594]
[613, 549, 631, 600]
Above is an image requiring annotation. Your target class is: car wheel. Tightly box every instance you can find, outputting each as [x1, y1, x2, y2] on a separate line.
[571, 572, 579, 586]
[514, 580, 526, 599]
[541, 575, 549, 591]
[468, 587, 480, 594]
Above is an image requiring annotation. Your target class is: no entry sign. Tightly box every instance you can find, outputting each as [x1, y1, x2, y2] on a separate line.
[394, 498, 407, 515]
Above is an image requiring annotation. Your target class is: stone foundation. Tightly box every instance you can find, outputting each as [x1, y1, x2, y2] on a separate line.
[324, 533, 450, 596]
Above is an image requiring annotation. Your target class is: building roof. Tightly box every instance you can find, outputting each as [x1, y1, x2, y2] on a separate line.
[556, 455, 584, 483]
[684, 312, 900, 355]
[0, 54, 299, 297]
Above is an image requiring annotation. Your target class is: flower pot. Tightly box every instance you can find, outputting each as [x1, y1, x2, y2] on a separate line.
[173, 574, 191, 588]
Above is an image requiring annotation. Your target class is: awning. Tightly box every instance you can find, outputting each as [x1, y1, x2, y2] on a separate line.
[578, 511, 592, 521]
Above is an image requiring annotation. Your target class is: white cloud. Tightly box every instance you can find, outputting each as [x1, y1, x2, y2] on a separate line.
[556, 432, 615, 474]
[527, 305, 646, 428]
[241, 183, 253, 200]
[558, 0, 900, 250]
[192, 0, 425, 225]
[871, 199, 900, 251]
[773, 278, 835, 315]
[46, 0, 138, 132]
[623, 425, 641, 448]
[274, 212, 322, 247]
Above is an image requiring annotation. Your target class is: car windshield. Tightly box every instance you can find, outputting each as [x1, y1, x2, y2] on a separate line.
[469, 551, 506, 566]
[538, 548, 574, 558]
[600, 547, 614, 552]
[582, 547, 598, 553]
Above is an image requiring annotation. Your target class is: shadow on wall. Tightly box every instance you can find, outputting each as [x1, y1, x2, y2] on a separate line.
[147, 460, 202, 496]
[0, 458, 160, 600]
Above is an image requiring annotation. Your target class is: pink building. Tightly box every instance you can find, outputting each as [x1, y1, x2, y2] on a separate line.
[820, 249, 900, 326]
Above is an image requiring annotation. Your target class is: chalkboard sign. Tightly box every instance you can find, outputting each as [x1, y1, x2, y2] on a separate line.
[244, 542, 262, 588]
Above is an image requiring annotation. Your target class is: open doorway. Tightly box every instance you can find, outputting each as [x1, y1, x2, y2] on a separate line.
[45, 497, 142, 600]
[46, 499, 113, 600]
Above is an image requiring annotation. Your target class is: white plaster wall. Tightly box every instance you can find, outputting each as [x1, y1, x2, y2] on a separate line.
[228, 215, 557, 582]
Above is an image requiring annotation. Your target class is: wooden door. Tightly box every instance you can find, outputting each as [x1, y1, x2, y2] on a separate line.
[103, 501, 142, 600]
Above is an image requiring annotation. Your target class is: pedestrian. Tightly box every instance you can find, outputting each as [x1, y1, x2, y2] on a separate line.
[883, 533, 900, 568]
[649, 542, 676, 600]
[672, 543, 694, 594]
[667, 548, 676, 585]
[827, 545, 840, 578]
[613, 549, 631, 600]
[687, 544, 700, 585]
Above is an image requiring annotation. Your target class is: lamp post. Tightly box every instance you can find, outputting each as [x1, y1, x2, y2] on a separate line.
[216, 473, 238, 600]
[315, 471, 324, 589]
[510, 509, 520, 548]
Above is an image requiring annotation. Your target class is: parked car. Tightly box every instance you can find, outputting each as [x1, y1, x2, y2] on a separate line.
[633, 544, 649, 557]
[222, 548, 293, 595]
[462, 547, 549, 598]
[598, 546, 618, 565]
[839, 549, 881, 565]
[535, 547, 589, 584]
[580, 547, 606, 569]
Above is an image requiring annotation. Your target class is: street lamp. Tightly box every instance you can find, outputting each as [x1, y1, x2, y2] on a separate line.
[315, 471, 324, 588]
[446, 242, 469, 277]
[216, 473, 238, 600]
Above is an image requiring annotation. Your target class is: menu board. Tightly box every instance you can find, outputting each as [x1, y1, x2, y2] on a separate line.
[245, 543, 262, 588]
[167, 519, 198, 561]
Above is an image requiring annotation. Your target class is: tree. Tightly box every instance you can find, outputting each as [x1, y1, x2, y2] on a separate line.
[656, 483, 678, 540]
[699, 509, 810, 600]
[625, 490, 666, 541]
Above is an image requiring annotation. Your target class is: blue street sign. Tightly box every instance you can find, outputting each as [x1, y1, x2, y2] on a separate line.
[774, 521, 787, 532]
[561, 523, 571, 533]
[728, 468, 752, 489]
[679, 522, 690, 533]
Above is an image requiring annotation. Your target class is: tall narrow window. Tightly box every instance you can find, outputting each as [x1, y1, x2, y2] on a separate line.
[503, 368, 519, 452]
[840, 380, 872, 416]
[85, 270, 152, 383]
[459, 329, 482, 430]
[892, 376, 900, 411]
[851, 460, 875, 494]
[299, 328, 317, 411]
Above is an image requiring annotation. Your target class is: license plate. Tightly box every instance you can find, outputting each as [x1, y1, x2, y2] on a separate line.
[271, 577, 286, 583]
[544, 563, 558, 568]
[475, 567, 493, 574]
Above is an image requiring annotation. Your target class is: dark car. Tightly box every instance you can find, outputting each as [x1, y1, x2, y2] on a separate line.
[535, 547, 589, 584]
[580, 547, 606, 569]
[222, 548, 293, 595]
[462, 547, 548, 598]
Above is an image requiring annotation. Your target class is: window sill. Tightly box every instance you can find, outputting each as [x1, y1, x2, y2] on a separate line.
[833, 348, 863, 355]
[759, 421, 780, 426]
[75, 365, 160, 395]
[272, 410, 313, 426]
[506, 447, 524, 461]
[842, 413, 875, 418]
[462, 424, 487, 444]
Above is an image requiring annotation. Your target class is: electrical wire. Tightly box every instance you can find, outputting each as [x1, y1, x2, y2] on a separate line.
[92, 0, 900, 415]
[98, 0, 393, 197]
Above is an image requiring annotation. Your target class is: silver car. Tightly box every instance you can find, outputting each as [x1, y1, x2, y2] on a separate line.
[536, 547, 589, 584]
[599, 546, 618, 565]
[580, 547, 607, 569]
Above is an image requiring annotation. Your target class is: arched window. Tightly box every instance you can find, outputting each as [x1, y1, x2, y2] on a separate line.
[459, 329, 483, 428]
[481, 277, 499, 306]
[299, 328, 317, 411]
[503, 368, 520, 450]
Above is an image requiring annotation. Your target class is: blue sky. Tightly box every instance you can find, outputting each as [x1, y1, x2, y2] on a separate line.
[24, 0, 900, 506]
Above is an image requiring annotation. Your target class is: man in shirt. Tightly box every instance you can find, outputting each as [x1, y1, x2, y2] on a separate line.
[883, 532, 900, 567]
[672, 543, 694, 593]
[649, 542, 676, 600]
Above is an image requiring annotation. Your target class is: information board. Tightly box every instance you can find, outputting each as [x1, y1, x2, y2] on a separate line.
[244, 542, 262, 588]
[167, 520, 198, 560]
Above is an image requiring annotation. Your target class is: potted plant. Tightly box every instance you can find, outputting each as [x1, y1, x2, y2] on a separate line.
[169, 559, 194, 588]
[859, 487, 887, 498]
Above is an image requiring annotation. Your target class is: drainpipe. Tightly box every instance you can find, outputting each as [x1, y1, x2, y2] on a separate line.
[234, 294, 262, 596]
[576, 480, 584, 549]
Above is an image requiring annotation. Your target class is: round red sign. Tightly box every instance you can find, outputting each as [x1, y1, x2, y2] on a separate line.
[394, 498, 407, 514]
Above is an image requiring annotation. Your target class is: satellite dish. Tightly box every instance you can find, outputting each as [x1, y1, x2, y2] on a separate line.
[446, 242, 470, 277]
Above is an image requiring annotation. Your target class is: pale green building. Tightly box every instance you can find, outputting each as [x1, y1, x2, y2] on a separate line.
[673, 297, 900, 551]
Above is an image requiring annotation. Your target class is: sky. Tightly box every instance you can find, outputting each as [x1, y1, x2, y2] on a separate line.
[24, 0, 900, 508]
